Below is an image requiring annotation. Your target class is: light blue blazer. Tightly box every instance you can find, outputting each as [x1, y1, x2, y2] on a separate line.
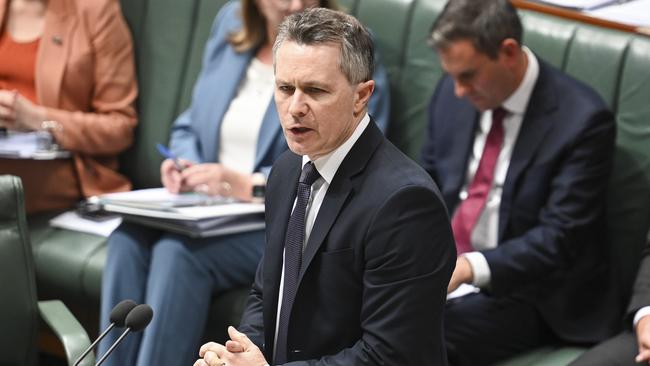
[169, 1, 390, 176]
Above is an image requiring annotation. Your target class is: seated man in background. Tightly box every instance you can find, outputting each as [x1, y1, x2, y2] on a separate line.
[421, 0, 618, 364]
[571, 230, 650, 365]
[195, 8, 455, 366]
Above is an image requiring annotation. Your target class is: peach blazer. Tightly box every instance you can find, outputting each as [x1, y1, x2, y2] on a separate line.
[0, 0, 138, 197]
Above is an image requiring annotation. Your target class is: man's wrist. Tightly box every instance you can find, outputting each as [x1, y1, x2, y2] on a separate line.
[462, 252, 491, 288]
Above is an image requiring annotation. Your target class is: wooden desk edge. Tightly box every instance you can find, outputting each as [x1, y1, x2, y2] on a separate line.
[511, 0, 647, 36]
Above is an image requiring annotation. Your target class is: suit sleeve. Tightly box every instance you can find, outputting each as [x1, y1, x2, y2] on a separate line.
[238, 257, 266, 349]
[420, 79, 446, 183]
[284, 185, 456, 365]
[47, 0, 137, 155]
[483, 109, 616, 295]
[627, 233, 650, 323]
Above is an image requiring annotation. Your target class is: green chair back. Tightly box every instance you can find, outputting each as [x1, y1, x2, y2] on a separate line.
[0, 175, 39, 366]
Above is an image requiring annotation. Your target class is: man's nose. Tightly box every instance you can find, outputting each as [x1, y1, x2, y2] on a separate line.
[454, 80, 470, 98]
[288, 91, 308, 117]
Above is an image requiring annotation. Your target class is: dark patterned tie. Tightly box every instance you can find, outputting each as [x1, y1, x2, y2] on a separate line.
[451, 107, 507, 254]
[275, 161, 321, 364]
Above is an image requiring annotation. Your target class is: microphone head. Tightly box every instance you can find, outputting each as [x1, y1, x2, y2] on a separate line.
[109, 299, 137, 327]
[125, 304, 154, 332]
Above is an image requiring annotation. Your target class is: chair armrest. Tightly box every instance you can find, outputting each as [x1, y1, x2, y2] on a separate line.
[38, 300, 94, 366]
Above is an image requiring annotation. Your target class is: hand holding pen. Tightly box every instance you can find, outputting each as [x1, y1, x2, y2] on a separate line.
[157, 143, 193, 193]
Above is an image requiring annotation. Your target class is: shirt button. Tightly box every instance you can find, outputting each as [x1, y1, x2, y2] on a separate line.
[459, 191, 468, 200]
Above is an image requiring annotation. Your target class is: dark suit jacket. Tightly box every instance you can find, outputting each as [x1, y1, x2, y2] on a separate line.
[239, 121, 456, 365]
[627, 233, 650, 324]
[421, 60, 618, 343]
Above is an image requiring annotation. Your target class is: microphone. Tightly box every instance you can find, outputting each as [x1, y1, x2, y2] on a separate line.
[94, 304, 154, 366]
[73, 299, 137, 366]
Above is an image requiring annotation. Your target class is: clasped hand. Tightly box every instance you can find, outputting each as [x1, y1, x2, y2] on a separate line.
[0, 90, 47, 131]
[194, 326, 267, 366]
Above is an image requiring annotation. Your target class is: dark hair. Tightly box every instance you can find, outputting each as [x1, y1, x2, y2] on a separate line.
[273, 7, 374, 84]
[429, 0, 522, 59]
[228, 0, 339, 53]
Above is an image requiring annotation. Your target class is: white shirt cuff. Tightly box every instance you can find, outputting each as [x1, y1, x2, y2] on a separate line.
[634, 306, 650, 328]
[463, 252, 491, 288]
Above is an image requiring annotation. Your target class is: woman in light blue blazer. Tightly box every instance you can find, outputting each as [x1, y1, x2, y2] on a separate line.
[99, 1, 390, 365]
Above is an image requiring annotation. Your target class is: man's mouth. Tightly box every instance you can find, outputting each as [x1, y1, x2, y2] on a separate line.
[289, 127, 312, 135]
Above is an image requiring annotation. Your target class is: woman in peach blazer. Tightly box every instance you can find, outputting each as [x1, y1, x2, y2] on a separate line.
[0, 0, 137, 213]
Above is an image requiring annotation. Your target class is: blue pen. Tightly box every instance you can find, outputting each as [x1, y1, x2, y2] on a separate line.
[156, 143, 185, 171]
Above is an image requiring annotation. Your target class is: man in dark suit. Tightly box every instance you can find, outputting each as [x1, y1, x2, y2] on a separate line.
[421, 0, 618, 364]
[571, 231, 650, 365]
[194, 8, 455, 366]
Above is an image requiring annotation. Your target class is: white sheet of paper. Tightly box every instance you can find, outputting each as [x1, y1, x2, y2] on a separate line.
[534, 0, 617, 10]
[49, 211, 122, 237]
[587, 0, 650, 27]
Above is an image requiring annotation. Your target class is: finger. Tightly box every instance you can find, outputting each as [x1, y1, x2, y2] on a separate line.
[228, 326, 255, 348]
[203, 351, 225, 366]
[178, 158, 194, 170]
[200, 342, 228, 358]
[193, 359, 209, 366]
[0, 90, 13, 105]
[636, 349, 650, 362]
[199, 342, 221, 357]
[0, 105, 15, 120]
[225, 340, 245, 353]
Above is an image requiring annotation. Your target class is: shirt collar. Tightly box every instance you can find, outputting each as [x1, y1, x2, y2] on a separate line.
[301, 113, 371, 185]
[502, 46, 539, 115]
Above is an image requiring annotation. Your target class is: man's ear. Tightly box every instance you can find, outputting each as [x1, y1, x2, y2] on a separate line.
[353, 80, 375, 116]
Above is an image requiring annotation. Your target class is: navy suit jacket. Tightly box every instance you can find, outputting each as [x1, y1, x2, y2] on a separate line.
[169, 1, 390, 176]
[239, 121, 455, 365]
[421, 60, 618, 342]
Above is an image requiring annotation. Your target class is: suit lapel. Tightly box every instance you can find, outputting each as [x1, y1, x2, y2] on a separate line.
[254, 99, 281, 169]
[35, 0, 73, 107]
[298, 121, 383, 282]
[499, 62, 558, 239]
[447, 104, 480, 205]
[199, 48, 253, 161]
[263, 153, 301, 346]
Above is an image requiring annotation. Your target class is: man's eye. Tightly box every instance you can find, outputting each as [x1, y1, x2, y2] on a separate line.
[306, 87, 325, 94]
[277, 85, 294, 93]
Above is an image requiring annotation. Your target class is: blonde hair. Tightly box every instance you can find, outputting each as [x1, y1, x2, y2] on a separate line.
[228, 0, 339, 53]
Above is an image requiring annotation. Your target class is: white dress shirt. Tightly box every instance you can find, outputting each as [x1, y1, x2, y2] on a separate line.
[219, 58, 274, 173]
[272, 113, 371, 356]
[461, 47, 540, 288]
[634, 306, 650, 328]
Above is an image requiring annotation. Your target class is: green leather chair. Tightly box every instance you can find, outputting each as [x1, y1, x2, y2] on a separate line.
[0, 175, 93, 366]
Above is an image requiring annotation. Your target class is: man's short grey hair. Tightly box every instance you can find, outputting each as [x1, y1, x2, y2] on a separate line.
[273, 7, 374, 84]
[429, 0, 523, 59]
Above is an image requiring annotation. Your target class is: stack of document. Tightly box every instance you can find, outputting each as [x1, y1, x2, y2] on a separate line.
[98, 188, 265, 238]
[0, 131, 70, 159]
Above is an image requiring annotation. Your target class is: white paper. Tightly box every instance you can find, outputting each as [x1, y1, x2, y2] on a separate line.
[0, 131, 70, 159]
[535, 0, 617, 10]
[99, 188, 264, 221]
[49, 211, 122, 237]
[587, 0, 650, 27]
[446, 283, 481, 301]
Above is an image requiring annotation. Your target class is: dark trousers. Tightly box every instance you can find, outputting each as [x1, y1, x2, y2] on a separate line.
[445, 293, 557, 365]
[570, 331, 641, 366]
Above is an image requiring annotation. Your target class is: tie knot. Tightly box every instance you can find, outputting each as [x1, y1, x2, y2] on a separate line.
[492, 107, 507, 122]
[299, 162, 320, 186]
